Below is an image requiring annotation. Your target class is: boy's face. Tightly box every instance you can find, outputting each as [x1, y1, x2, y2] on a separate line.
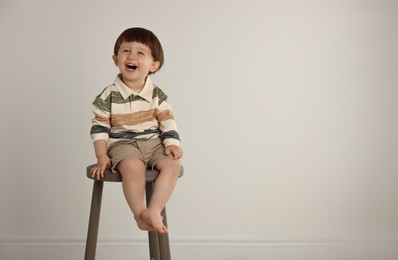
[112, 41, 160, 90]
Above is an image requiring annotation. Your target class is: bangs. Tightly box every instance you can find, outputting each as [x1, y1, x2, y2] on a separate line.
[118, 31, 153, 52]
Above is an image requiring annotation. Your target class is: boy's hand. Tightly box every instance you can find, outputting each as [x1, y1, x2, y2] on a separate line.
[165, 145, 183, 160]
[90, 154, 111, 180]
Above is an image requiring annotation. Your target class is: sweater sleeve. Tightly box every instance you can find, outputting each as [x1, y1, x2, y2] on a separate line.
[154, 88, 181, 147]
[90, 88, 111, 142]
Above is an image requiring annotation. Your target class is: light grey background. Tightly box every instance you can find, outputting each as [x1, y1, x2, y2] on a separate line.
[1, 0, 397, 242]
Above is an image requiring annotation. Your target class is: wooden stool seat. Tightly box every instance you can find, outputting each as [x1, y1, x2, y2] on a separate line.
[85, 166, 161, 182]
[84, 164, 183, 260]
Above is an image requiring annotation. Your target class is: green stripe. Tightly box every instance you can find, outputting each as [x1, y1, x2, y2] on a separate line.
[153, 86, 167, 104]
[93, 95, 110, 112]
[108, 91, 144, 104]
[93, 91, 147, 111]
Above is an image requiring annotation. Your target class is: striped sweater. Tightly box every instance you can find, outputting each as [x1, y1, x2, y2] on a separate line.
[90, 75, 181, 150]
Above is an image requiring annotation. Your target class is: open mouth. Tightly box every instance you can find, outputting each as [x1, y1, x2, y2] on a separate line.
[126, 63, 137, 71]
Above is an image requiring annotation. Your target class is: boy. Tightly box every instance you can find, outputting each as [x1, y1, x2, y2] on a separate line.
[90, 27, 183, 234]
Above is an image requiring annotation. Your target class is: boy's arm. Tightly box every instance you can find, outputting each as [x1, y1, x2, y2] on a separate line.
[90, 89, 112, 179]
[155, 96, 183, 159]
[90, 139, 111, 179]
[156, 101, 181, 144]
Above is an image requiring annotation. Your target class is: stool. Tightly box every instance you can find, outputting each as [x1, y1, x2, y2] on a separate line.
[84, 164, 183, 260]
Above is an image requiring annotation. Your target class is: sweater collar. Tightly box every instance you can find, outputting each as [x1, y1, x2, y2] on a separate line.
[114, 74, 154, 102]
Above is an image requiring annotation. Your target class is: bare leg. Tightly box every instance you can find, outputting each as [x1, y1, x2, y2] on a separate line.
[142, 158, 180, 233]
[118, 157, 153, 231]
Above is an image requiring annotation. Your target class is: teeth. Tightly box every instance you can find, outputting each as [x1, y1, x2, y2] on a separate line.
[127, 64, 137, 70]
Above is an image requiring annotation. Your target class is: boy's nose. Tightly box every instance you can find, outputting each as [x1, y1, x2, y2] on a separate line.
[128, 53, 137, 59]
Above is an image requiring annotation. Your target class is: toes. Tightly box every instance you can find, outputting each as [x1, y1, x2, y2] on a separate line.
[142, 209, 168, 233]
[160, 226, 168, 234]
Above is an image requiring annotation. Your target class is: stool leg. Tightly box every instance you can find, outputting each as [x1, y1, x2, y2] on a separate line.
[85, 180, 104, 260]
[146, 181, 160, 260]
[159, 207, 171, 260]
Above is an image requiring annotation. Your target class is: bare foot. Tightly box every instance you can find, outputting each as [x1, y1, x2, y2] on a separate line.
[134, 215, 154, 231]
[142, 208, 168, 233]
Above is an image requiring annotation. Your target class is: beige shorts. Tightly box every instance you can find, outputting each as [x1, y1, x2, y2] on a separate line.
[108, 138, 171, 172]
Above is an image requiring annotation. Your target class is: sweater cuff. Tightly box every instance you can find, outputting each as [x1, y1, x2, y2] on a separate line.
[163, 138, 181, 147]
[91, 133, 109, 142]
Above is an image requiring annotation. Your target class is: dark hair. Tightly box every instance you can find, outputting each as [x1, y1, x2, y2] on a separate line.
[114, 27, 164, 73]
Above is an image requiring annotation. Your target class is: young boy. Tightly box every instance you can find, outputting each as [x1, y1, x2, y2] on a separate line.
[90, 27, 183, 234]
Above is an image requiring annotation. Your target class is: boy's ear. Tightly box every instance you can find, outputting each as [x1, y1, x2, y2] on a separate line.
[112, 55, 118, 66]
[150, 61, 161, 73]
